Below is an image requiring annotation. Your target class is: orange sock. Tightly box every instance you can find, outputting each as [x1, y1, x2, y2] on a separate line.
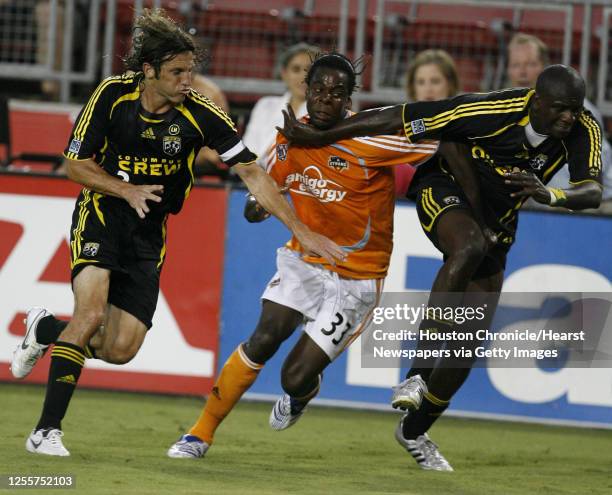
[189, 344, 263, 444]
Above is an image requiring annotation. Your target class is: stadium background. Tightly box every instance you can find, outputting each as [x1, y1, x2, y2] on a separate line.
[0, 1, 611, 493]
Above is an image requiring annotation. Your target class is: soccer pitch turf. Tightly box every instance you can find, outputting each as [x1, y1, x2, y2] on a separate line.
[1, 383, 611, 495]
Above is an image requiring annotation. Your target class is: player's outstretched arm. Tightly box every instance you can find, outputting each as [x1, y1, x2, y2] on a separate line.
[277, 104, 404, 147]
[234, 162, 346, 265]
[66, 159, 163, 219]
[505, 170, 602, 210]
[244, 184, 291, 223]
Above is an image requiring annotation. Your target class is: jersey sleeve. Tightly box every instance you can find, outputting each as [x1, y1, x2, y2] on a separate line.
[565, 111, 603, 184]
[64, 77, 119, 160]
[401, 89, 532, 142]
[189, 93, 257, 167]
[348, 134, 438, 167]
[265, 133, 290, 187]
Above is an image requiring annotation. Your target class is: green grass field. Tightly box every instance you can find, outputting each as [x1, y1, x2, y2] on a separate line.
[1, 383, 611, 495]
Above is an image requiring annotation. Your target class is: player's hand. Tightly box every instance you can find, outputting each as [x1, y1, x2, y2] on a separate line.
[504, 168, 549, 204]
[244, 193, 271, 223]
[123, 184, 164, 219]
[293, 224, 346, 266]
[276, 105, 323, 146]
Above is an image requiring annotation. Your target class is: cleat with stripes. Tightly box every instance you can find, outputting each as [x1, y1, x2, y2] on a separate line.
[167, 434, 209, 458]
[269, 394, 306, 431]
[391, 375, 427, 411]
[395, 416, 453, 471]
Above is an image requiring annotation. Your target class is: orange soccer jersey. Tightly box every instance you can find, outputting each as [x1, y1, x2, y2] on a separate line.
[266, 125, 438, 279]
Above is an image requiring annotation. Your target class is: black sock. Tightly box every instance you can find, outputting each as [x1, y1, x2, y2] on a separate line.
[402, 393, 449, 440]
[405, 318, 453, 383]
[36, 316, 69, 345]
[35, 341, 85, 431]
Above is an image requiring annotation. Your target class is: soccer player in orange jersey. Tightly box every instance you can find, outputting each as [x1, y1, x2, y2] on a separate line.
[167, 53, 438, 458]
[277, 64, 603, 471]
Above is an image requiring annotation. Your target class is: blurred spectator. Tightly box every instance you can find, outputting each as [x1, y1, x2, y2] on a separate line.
[507, 32, 612, 214]
[190, 73, 233, 179]
[406, 49, 459, 102]
[242, 42, 318, 167]
[506, 32, 549, 89]
[396, 49, 459, 196]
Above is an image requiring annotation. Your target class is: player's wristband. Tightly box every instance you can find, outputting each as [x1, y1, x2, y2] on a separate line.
[547, 187, 567, 206]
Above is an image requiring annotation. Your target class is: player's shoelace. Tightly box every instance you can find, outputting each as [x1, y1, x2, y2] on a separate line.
[420, 438, 448, 467]
[176, 439, 203, 457]
[393, 376, 426, 398]
[46, 429, 64, 446]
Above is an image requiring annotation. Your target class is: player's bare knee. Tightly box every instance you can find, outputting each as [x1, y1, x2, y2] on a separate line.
[103, 343, 139, 365]
[246, 313, 297, 363]
[449, 233, 487, 270]
[103, 332, 142, 364]
[243, 330, 281, 364]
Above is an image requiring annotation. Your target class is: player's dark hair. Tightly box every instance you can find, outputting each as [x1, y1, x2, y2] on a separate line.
[124, 9, 205, 77]
[535, 64, 585, 99]
[305, 52, 366, 96]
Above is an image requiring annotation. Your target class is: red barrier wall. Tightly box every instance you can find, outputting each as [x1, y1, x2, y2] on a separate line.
[0, 174, 226, 396]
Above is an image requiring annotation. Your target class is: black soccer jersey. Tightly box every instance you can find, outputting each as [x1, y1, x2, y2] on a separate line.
[64, 73, 256, 214]
[402, 88, 603, 214]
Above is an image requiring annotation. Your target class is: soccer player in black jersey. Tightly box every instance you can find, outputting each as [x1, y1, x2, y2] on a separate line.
[10, 9, 344, 457]
[278, 64, 603, 470]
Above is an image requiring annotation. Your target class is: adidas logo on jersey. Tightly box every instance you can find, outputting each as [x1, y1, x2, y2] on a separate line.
[141, 127, 156, 140]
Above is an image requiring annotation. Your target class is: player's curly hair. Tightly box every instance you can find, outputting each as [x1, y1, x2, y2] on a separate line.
[123, 8, 206, 77]
[305, 52, 367, 96]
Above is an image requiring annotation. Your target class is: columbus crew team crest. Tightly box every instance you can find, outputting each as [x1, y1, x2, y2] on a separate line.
[163, 135, 181, 156]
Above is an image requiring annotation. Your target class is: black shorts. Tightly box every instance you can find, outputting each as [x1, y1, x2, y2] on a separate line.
[69, 189, 167, 329]
[414, 173, 511, 279]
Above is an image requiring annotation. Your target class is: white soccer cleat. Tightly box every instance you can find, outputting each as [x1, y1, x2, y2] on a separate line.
[395, 417, 453, 471]
[167, 434, 209, 458]
[26, 428, 70, 457]
[391, 375, 428, 411]
[269, 394, 306, 431]
[11, 307, 53, 379]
